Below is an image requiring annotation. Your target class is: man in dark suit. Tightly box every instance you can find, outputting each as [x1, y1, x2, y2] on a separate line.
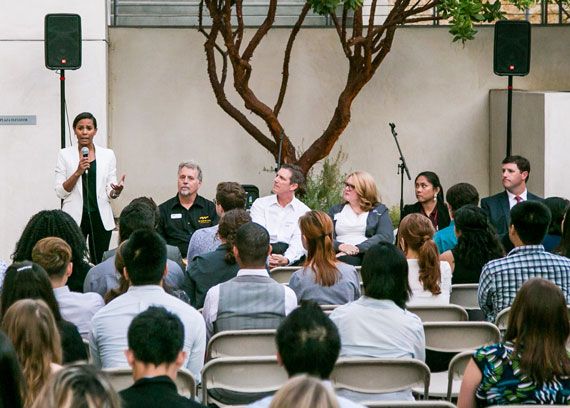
[119, 306, 205, 407]
[481, 155, 542, 249]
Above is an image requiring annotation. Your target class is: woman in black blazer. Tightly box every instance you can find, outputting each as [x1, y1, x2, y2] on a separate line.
[401, 171, 450, 231]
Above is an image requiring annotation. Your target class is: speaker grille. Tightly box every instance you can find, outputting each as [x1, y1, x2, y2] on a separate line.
[45, 14, 82, 70]
[493, 20, 531, 77]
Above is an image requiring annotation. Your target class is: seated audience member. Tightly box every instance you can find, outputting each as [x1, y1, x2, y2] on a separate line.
[32, 363, 121, 408]
[158, 161, 218, 257]
[89, 230, 206, 382]
[559, 205, 570, 258]
[440, 205, 504, 284]
[120, 306, 205, 408]
[249, 301, 364, 408]
[250, 164, 310, 267]
[434, 182, 479, 253]
[329, 243, 425, 402]
[187, 182, 247, 261]
[269, 375, 340, 408]
[289, 211, 360, 305]
[84, 200, 184, 297]
[0, 330, 25, 408]
[102, 196, 184, 270]
[32, 237, 104, 339]
[185, 209, 251, 308]
[2, 299, 62, 408]
[478, 200, 570, 322]
[543, 196, 570, 252]
[401, 171, 450, 231]
[328, 171, 393, 266]
[202, 222, 297, 339]
[1, 261, 87, 363]
[12, 210, 91, 292]
[458, 278, 570, 407]
[398, 214, 452, 305]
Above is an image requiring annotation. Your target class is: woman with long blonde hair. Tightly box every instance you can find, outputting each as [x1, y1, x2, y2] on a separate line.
[269, 375, 340, 408]
[288, 211, 360, 305]
[398, 213, 452, 305]
[2, 299, 62, 408]
[328, 171, 394, 266]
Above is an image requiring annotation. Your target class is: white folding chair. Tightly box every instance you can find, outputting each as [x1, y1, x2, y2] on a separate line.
[269, 266, 301, 284]
[82, 338, 92, 363]
[414, 322, 500, 399]
[103, 367, 196, 398]
[330, 357, 431, 399]
[494, 307, 510, 334]
[407, 305, 469, 322]
[445, 350, 473, 400]
[201, 356, 288, 406]
[449, 283, 485, 321]
[206, 329, 277, 360]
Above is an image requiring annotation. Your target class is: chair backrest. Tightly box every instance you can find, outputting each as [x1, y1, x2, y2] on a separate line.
[269, 266, 301, 284]
[206, 329, 277, 360]
[449, 284, 479, 309]
[446, 350, 473, 400]
[423, 322, 501, 353]
[103, 367, 196, 398]
[330, 357, 431, 399]
[363, 401, 457, 408]
[407, 305, 469, 322]
[495, 307, 510, 332]
[82, 338, 91, 363]
[201, 356, 288, 406]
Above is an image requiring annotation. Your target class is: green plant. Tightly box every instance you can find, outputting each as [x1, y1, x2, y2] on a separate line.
[302, 150, 347, 212]
[389, 205, 401, 229]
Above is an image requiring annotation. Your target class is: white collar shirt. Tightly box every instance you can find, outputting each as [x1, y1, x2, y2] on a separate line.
[506, 189, 528, 209]
[53, 286, 104, 339]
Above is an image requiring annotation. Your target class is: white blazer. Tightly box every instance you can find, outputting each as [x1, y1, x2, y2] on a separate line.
[54, 144, 117, 231]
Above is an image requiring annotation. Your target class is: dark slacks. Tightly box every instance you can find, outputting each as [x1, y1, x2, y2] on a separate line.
[81, 210, 112, 264]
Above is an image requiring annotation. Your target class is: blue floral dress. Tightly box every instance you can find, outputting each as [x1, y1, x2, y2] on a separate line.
[474, 342, 570, 406]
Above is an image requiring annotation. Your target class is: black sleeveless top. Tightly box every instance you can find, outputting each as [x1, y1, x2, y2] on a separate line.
[81, 159, 98, 213]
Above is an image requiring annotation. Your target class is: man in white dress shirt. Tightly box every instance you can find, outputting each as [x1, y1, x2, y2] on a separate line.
[249, 164, 310, 267]
[32, 237, 104, 339]
[89, 229, 206, 382]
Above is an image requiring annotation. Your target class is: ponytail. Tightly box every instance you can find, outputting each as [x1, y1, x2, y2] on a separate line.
[418, 237, 441, 295]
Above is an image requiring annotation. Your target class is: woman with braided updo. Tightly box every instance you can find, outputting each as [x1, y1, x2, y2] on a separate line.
[185, 209, 251, 308]
[398, 213, 452, 306]
[288, 211, 360, 305]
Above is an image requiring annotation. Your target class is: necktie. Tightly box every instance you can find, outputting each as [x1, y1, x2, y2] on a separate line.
[515, 195, 522, 204]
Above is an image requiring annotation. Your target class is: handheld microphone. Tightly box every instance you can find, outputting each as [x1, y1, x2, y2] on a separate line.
[81, 147, 89, 175]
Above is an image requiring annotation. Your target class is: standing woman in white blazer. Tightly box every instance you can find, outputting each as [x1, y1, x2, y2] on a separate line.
[55, 112, 125, 264]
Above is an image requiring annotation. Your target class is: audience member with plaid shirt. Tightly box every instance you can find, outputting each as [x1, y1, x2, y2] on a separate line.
[478, 200, 570, 322]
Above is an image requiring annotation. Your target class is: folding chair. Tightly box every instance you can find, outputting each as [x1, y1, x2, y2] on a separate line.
[206, 329, 277, 360]
[201, 356, 288, 406]
[363, 401, 457, 408]
[449, 284, 485, 320]
[416, 322, 500, 399]
[269, 266, 301, 284]
[103, 367, 196, 398]
[82, 338, 91, 363]
[494, 307, 510, 334]
[407, 305, 469, 322]
[330, 357, 431, 399]
[320, 304, 341, 315]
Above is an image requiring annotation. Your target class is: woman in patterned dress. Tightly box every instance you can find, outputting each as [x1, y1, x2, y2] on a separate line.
[457, 278, 570, 407]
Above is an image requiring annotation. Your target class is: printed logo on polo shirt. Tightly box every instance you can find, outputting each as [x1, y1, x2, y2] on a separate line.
[198, 216, 212, 224]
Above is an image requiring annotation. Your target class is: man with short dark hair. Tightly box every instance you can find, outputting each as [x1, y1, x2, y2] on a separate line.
[202, 222, 297, 339]
[250, 164, 310, 267]
[481, 155, 542, 241]
[90, 230, 206, 381]
[478, 200, 570, 322]
[186, 182, 246, 261]
[249, 301, 363, 408]
[84, 200, 184, 296]
[32, 236, 104, 338]
[434, 182, 479, 253]
[158, 161, 218, 257]
[119, 307, 205, 407]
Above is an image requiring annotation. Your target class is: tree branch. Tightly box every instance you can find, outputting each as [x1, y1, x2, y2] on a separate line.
[242, 0, 277, 62]
[330, 12, 352, 58]
[274, 3, 310, 117]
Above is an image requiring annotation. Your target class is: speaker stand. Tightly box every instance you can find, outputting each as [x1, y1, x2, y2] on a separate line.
[60, 69, 66, 149]
[506, 75, 513, 157]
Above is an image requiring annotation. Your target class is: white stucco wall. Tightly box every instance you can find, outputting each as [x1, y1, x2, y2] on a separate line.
[0, 1, 107, 260]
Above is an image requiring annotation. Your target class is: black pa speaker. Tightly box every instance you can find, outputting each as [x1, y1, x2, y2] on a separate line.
[45, 14, 82, 70]
[493, 20, 531, 76]
[242, 184, 260, 210]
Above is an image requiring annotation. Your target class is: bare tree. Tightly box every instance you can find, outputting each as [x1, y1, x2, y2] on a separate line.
[199, 0, 515, 174]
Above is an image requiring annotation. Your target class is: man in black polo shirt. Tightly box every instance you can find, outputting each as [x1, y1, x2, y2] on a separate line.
[158, 161, 218, 257]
